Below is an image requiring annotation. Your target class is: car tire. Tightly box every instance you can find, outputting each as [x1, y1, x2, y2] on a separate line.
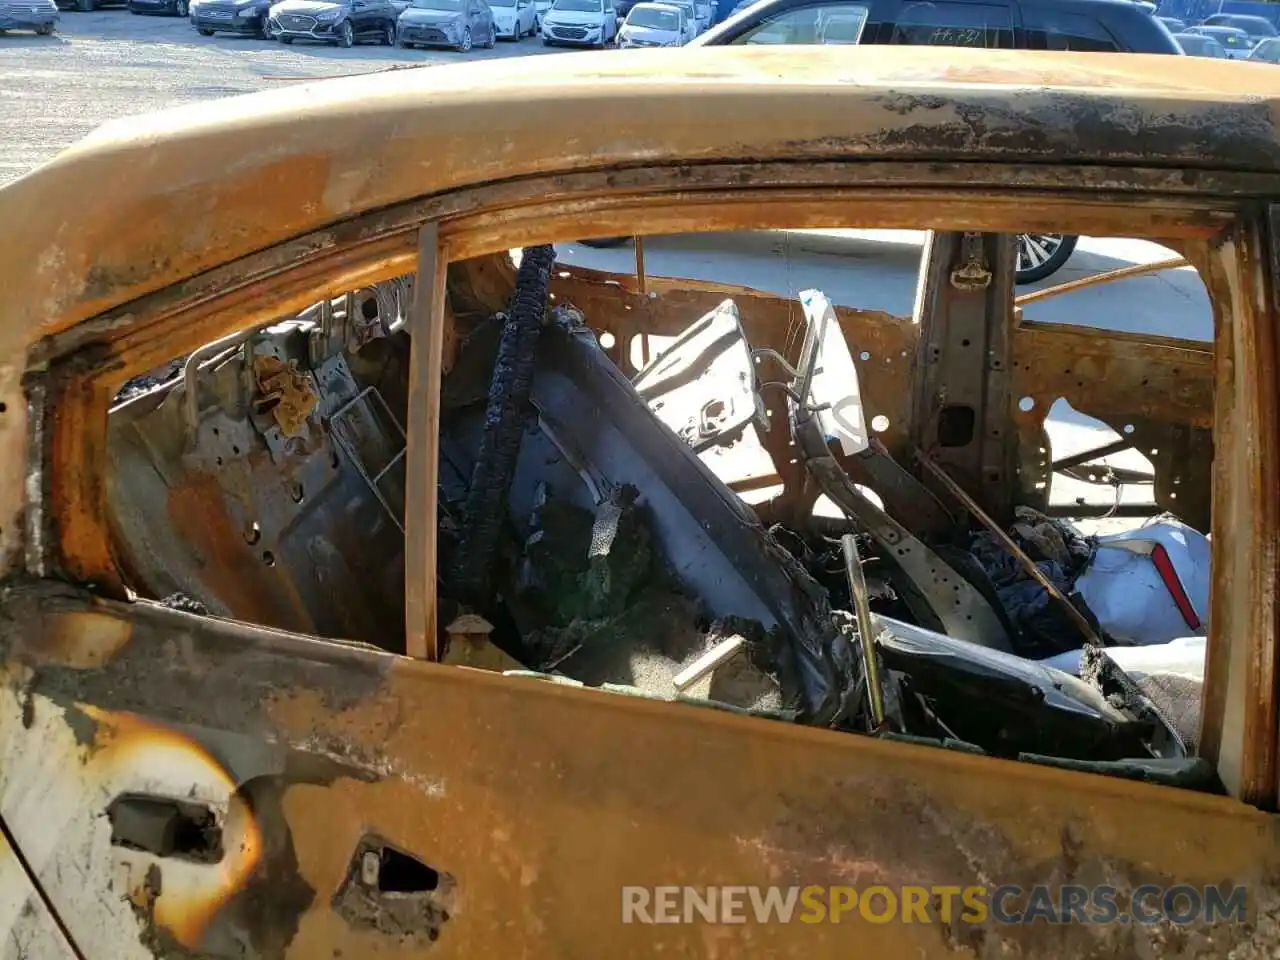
[1015, 233, 1078, 285]
[36, 22, 55, 32]
[197, 25, 214, 33]
[382, 20, 395, 43]
[581, 236, 630, 248]
[258, 16, 271, 37]
[336, 18, 353, 45]
[279, 34, 292, 41]
[484, 23, 495, 45]
[174, 0, 187, 14]
[456, 24, 471, 50]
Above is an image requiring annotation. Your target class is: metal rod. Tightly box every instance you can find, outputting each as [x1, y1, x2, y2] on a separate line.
[1013, 256, 1187, 307]
[404, 222, 448, 662]
[1050, 437, 1134, 473]
[182, 326, 262, 442]
[634, 235, 647, 296]
[672, 634, 746, 693]
[916, 451, 1103, 647]
[840, 534, 885, 730]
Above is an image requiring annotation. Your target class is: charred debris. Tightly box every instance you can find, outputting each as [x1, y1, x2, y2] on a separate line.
[436, 246, 1215, 793]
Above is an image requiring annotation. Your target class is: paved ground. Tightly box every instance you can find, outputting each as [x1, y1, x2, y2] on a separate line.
[0, 8, 559, 184]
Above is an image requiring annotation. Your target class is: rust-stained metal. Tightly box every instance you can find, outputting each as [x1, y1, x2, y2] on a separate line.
[405, 223, 447, 662]
[2, 586, 1280, 957]
[634, 235, 647, 296]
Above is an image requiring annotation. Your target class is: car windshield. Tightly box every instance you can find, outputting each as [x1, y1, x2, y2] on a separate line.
[629, 5, 677, 26]
[820, 14, 864, 41]
[552, 0, 601, 10]
[1174, 34, 1213, 54]
[1217, 16, 1276, 36]
[1253, 38, 1280, 60]
[412, 0, 463, 8]
[1197, 27, 1247, 46]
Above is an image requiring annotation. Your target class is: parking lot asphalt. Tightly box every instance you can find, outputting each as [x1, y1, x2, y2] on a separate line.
[0, 8, 560, 185]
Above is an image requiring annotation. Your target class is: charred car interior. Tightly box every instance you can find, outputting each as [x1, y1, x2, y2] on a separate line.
[103, 226, 1217, 788]
[8, 47, 1280, 958]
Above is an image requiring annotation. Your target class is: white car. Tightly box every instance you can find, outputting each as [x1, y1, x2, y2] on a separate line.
[617, 0, 684, 45]
[691, 0, 708, 31]
[540, 0, 616, 46]
[659, 0, 695, 38]
[532, 0, 549, 26]
[488, 0, 535, 37]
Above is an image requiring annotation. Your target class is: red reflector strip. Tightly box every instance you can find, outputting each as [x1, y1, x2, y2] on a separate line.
[1150, 542, 1201, 631]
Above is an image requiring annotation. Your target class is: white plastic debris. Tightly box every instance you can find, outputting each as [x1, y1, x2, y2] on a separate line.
[800, 289, 868, 457]
[1073, 515, 1210, 646]
[1041, 635, 1206, 679]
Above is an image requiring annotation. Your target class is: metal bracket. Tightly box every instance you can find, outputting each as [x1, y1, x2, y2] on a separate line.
[949, 232, 993, 291]
[789, 289, 1012, 651]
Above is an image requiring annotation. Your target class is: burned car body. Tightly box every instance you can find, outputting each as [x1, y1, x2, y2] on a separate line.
[0, 46, 1278, 957]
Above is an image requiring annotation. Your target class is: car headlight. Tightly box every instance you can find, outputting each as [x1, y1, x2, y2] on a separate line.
[315, 6, 342, 18]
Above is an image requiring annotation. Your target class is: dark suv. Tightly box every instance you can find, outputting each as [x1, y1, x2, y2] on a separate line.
[680, 0, 1183, 283]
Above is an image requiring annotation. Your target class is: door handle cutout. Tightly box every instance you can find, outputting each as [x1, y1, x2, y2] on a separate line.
[108, 795, 224, 864]
[333, 834, 456, 946]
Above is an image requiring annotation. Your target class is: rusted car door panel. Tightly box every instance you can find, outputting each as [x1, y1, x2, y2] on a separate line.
[2, 582, 1276, 958]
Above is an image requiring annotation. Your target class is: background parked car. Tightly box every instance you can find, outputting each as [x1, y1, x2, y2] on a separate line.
[1249, 35, 1280, 62]
[1156, 14, 1183, 32]
[58, 0, 124, 12]
[129, 0, 188, 16]
[617, 0, 685, 44]
[398, 0, 494, 48]
[692, 0, 1179, 284]
[541, 0, 617, 46]
[661, 0, 696, 36]
[268, 0, 399, 45]
[1174, 30, 1226, 57]
[532, 0, 549, 24]
[0, 0, 57, 32]
[488, 0, 535, 37]
[1180, 23, 1251, 58]
[1202, 11, 1275, 46]
[191, 0, 272, 34]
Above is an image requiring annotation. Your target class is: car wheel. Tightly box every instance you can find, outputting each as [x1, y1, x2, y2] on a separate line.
[483, 23, 495, 45]
[1015, 233, 1078, 285]
[257, 15, 271, 37]
[35, 22, 54, 32]
[279, 33, 292, 41]
[174, 0, 187, 14]
[456, 24, 471, 50]
[336, 18, 353, 46]
[581, 236, 630, 248]
[197, 25, 214, 33]
[383, 20, 395, 43]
